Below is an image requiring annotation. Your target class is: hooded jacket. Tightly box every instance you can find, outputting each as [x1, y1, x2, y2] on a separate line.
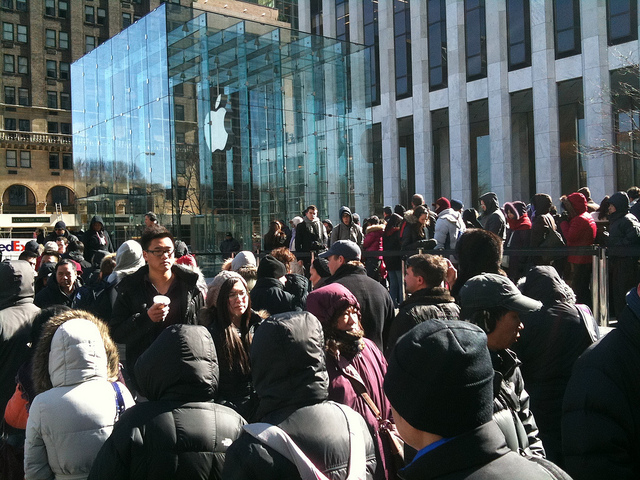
[562, 291, 640, 480]
[512, 266, 595, 463]
[0, 260, 40, 417]
[559, 193, 597, 264]
[24, 318, 135, 480]
[331, 206, 364, 246]
[222, 312, 377, 480]
[607, 191, 640, 251]
[83, 215, 114, 266]
[479, 193, 506, 240]
[88, 325, 246, 480]
[383, 213, 404, 271]
[249, 274, 309, 315]
[434, 208, 466, 250]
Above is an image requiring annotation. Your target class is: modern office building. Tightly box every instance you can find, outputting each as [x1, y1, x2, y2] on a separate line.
[71, 1, 372, 269]
[297, 0, 639, 210]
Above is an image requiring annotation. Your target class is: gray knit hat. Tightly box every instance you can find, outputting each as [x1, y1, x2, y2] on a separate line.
[206, 271, 247, 308]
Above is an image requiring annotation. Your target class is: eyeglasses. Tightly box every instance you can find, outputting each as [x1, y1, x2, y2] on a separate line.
[146, 249, 174, 257]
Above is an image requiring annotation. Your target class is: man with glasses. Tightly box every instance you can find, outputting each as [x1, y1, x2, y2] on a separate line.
[111, 225, 206, 394]
[44, 220, 79, 244]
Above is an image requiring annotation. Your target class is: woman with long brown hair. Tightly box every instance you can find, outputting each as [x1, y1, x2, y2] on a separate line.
[199, 271, 265, 421]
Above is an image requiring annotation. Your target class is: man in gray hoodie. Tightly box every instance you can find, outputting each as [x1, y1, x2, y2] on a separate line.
[331, 205, 363, 246]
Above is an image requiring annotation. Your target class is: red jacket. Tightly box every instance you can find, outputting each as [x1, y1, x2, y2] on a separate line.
[560, 193, 597, 264]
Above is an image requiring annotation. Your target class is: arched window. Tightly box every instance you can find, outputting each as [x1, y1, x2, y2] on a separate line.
[3, 184, 36, 213]
[46, 186, 76, 213]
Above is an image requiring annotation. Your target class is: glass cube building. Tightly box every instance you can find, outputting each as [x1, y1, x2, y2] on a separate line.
[71, 3, 372, 273]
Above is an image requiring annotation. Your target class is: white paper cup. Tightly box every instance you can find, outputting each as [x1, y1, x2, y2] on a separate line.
[153, 295, 171, 306]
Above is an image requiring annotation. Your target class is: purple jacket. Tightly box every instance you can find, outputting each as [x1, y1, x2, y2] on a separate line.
[326, 338, 393, 480]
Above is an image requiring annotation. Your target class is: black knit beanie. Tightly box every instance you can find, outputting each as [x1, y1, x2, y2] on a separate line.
[312, 258, 331, 278]
[257, 255, 287, 279]
[384, 319, 494, 437]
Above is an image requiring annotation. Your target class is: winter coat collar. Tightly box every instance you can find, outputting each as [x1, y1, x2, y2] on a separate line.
[0, 260, 35, 309]
[400, 287, 455, 308]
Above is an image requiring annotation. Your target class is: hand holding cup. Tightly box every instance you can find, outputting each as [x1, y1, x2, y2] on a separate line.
[149, 295, 171, 323]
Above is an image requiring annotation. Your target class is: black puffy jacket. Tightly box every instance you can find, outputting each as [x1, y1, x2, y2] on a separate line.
[562, 302, 640, 480]
[88, 324, 245, 480]
[513, 266, 595, 463]
[222, 312, 377, 480]
[249, 273, 308, 315]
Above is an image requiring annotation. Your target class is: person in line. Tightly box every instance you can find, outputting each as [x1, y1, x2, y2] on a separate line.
[503, 201, 531, 281]
[459, 273, 545, 458]
[529, 193, 559, 267]
[220, 232, 241, 260]
[309, 257, 331, 290]
[24, 311, 135, 480]
[321, 240, 395, 351]
[362, 215, 386, 283]
[88, 325, 246, 480]
[199, 271, 266, 420]
[383, 207, 405, 308]
[306, 283, 395, 480]
[559, 192, 597, 306]
[222, 311, 377, 479]
[221, 250, 258, 291]
[384, 319, 571, 479]
[295, 205, 328, 270]
[433, 196, 466, 251]
[401, 205, 436, 252]
[249, 255, 308, 315]
[263, 220, 288, 252]
[478, 192, 507, 240]
[144, 211, 158, 227]
[385, 254, 460, 356]
[34, 259, 82, 308]
[331, 205, 364, 246]
[83, 215, 114, 267]
[562, 284, 640, 480]
[110, 225, 206, 393]
[606, 191, 640, 317]
[514, 265, 597, 464]
[44, 221, 79, 244]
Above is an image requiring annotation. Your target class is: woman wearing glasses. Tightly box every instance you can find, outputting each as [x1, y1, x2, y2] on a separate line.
[199, 270, 266, 421]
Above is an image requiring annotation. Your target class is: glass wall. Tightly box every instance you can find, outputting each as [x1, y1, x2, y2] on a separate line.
[469, 100, 490, 202]
[612, 67, 640, 190]
[465, 0, 487, 82]
[507, 0, 531, 71]
[394, 0, 412, 99]
[554, 0, 581, 59]
[398, 116, 415, 208]
[72, 4, 372, 274]
[427, 0, 447, 90]
[432, 108, 450, 199]
[510, 89, 535, 201]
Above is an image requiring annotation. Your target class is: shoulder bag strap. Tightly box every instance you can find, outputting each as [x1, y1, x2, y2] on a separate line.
[111, 382, 125, 422]
[243, 423, 331, 480]
[339, 362, 383, 421]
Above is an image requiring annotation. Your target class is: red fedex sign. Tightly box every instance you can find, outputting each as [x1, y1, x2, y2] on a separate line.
[0, 239, 27, 259]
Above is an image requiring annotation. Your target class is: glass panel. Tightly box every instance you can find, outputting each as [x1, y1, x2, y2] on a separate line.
[469, 100, 490, 201]
[507, 0, 531, 70]
[465, 0, 487, 80]
[17, 24, 27, 43]
[558, 79, 585, 194]
[394, 0, 412, 99]
[428, 0, 447, 90]
[554, 0, 581, 58]
[6, 151, 17, 168]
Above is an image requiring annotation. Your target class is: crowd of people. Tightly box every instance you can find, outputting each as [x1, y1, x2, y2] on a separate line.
[1, 189, 639, 479]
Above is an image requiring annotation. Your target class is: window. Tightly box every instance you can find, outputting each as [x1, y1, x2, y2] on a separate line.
[18, 119, 29, 131]
[62, 153, 72, 169]
[394, 0, 413, 99]
[59, 62, 69, 80]
[51, 186, 70, 206]
[59, 31, 68, 49]
[97, 8, 106, 25]
[4, 86, 15, 104]
[174, 104, 185, 121]
[122, 12, 131, 28]
[16, 0, 26, 11]
[17, 24, 27, 43]
[58, 0, 67, 17]
[45, 0, 54, 16]
[9, 185, 28, 205]
[1, 0, 12, 9]
[507, 0, 531, 70]
[336, 0, 349, 42]
[85, 6, 94, 23]
[46, 60, 56, 78]
[608, 0, 638, 45]
[49, 153, 59, 169]
[363, 0, 380, 106]
[47, 122, 58, 133]
[47, 91, 58, 108]
[554, 0, 581, 58]
[45, 29, 56, 48]
[60, 92, 70, 110]
[18, 87, 28, 105]
[2, 22, 13, 42]
[310, 0, 323, 36]
[427, 0, 448, 90]
[3, 54, 14, 73]
[60, 122, 71, 134]
[85, 35, 95, 53]
[17, 56, 27, 74]
[19, 151, 30, 168]
[6, 151, 17, 168]
[4, 118, 16, 130]
[465, 0, 487, 81]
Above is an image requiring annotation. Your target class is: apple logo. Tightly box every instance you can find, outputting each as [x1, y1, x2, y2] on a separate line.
[204, 94, 229, 152]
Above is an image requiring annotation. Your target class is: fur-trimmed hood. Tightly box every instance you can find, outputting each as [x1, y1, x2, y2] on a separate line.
[365, 224, 385, 234]
[32, 310, 119, 395]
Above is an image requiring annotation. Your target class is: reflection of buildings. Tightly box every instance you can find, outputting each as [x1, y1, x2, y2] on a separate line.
[297, 1, 639, 208]
[72, 2, 372, 273]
